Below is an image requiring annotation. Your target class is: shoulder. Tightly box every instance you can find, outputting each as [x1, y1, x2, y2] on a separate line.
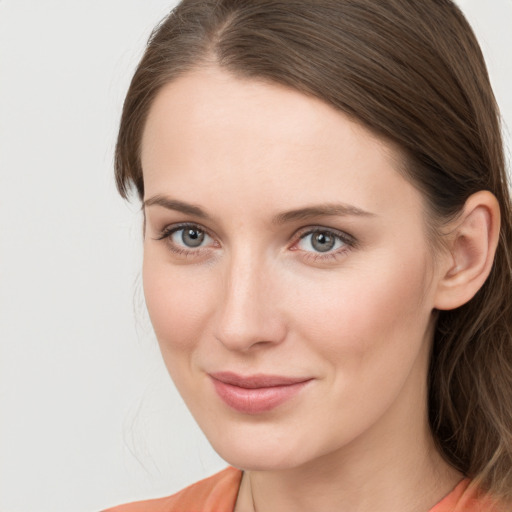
[429, 479, 510, 512]
[102, 466, 243, 512]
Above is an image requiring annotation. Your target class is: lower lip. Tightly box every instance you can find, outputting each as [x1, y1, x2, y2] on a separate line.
[211, 378, 311, 414]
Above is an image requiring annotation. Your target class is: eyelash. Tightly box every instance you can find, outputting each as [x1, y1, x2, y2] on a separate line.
[155, 223, 216, 258]
[155, 223, 356, 262]
[293, 227, 356, 262]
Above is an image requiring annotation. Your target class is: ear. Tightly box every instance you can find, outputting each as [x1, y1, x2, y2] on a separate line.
[434, 191, 500, 311]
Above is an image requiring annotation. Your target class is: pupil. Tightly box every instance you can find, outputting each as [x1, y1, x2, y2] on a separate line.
[182, 228, 205, 247]
[312, 232, 335, 252]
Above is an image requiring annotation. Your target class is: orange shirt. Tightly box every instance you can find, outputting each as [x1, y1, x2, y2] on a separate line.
[103, 467, 242, 512]
[103, 467, 506, 512]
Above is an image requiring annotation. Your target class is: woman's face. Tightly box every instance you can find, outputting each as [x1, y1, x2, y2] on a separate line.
[141, 67, 445, 471]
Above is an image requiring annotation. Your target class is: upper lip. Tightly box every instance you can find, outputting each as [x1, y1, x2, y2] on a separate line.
[209, 371, 312, 389]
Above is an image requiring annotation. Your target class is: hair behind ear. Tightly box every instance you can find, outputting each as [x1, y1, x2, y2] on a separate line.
[429, 190, 512, 501]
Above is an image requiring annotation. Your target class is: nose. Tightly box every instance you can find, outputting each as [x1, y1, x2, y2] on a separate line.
[213, 252, 287, 352]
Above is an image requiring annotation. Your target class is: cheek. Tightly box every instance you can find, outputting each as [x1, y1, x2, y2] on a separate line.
[142, 250, 215, 355]
[286, 249, 433, 365]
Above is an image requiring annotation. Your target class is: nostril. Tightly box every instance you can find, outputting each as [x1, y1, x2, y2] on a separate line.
[213, 309, 287, 352]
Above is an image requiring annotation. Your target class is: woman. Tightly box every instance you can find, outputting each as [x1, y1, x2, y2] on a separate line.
[104, 0, 512, 510]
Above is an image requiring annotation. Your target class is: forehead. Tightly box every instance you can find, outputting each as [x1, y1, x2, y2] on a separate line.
[141, 66, 424, 222]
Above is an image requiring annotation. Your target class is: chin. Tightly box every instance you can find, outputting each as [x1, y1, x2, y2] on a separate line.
[203, 421, 321, 472]
[217, 445, 307, 472]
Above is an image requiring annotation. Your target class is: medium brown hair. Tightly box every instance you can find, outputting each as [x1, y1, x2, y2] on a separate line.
[115, 0, 512, 501]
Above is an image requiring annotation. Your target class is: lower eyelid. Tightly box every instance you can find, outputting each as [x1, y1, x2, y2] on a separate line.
[297, 245, 352, 266]
[157, 226, 221, 258]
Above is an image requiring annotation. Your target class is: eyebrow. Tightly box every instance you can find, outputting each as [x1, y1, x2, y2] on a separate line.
[271, 204, 375, 224]
[144, 195, 208, 218]
[143, 195, 375, 224]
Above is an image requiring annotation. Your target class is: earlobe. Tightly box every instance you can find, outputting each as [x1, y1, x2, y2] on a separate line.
[434, 191, 501, 311]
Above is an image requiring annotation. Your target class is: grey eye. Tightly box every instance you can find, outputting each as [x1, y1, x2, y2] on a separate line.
[297, 230, 346, 253]
[181, 228, 205, 247]
[310, 232, 335, 252]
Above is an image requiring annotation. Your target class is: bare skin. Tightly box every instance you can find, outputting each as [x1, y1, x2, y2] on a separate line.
[140, 66, 499, 512]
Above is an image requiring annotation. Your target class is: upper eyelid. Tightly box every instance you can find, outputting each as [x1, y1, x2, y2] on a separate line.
[155, 222, 214, 241]
[294, 225, 356, 243]
[297, 226, 348, 236]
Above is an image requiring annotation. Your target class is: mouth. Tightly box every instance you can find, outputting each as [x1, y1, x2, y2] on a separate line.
[209, 372, 313, 414]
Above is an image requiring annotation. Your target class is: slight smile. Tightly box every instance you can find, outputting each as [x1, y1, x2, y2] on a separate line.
[209, 372, 314, 414]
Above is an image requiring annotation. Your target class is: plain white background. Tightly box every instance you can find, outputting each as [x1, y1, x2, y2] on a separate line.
[0, 1, 510, 511]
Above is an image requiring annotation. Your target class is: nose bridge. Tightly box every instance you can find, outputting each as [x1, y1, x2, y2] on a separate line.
[214, 246, 284, 351]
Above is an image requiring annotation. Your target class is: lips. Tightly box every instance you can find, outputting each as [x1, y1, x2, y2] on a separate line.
[209, 372, 312, 414]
